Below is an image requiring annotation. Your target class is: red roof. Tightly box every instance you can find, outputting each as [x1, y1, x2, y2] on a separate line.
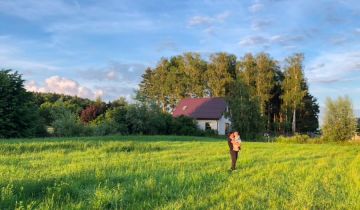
[172, 97, 227, 120]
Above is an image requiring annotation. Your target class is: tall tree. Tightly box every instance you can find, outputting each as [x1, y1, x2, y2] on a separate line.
[0, 69, 46, 138]
[151, 58, 171, 112]
[255, 53, 277, 116]
[268, 69, 284, 134]
[182, 52, 207, 97]
[167, 56, 188, 109]
[227, 79, 263, 139]
[238, 53, 278, 131]
[281, 53, 306, 134]
[237, 53, 257, 89]
[322, 96, 357, 141]
[295, 81, 319, 133]
[206, 53, 237, 97]
[138, 67, 154, 103]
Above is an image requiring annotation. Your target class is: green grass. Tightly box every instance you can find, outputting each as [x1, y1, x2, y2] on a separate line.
[0, 135, 359, 209]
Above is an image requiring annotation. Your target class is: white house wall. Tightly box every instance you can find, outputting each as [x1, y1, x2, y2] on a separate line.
[196, 115, 231, 135]
[196, 120, 218, 131]
[218, 115, 231, 135]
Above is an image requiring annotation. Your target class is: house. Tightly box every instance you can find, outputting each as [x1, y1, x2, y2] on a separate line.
[172, 97, 231, 135]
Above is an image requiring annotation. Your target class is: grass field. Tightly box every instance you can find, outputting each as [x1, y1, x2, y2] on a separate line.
[0, 135, 359, 209]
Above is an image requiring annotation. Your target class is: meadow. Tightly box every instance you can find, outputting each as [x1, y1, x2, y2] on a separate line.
[0, 135, 359, 209]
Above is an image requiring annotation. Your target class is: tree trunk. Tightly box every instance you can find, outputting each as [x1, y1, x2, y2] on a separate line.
[292, 108, 296, 134]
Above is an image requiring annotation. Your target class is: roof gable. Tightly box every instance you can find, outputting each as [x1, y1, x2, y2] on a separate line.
[172, 97, 227, 120]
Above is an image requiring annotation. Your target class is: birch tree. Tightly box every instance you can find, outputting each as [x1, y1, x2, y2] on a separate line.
[281, 53, 306, 134]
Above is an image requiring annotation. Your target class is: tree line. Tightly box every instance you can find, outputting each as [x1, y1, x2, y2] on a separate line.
[1, 50, 357, 141]
[0, 69, 205, 138]
[138, 52, 319, 137]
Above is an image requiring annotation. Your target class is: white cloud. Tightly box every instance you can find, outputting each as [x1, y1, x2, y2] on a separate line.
[25, 76, 102, 99]
[249, 3, 264, 13]
[46, 19, 155, 35]
[330, 36, 348, 45]
[0, 0, 74, 20]
[106, 70, 118, 80]
[270, 34, 304, 45]
[239, 36, 268, 46]
[216, 11, 231, 22]
[156, 41, 179, 52]
[188, 11, 231, 27]
[251, 20, 271, 30]
[0, 34, 60, 73]
[79, 62, 146, 83]
[188, 16, 212, 27]
[94, 85, 135, 102]
[306, 51, 360, 83]
[239, 34, 305, 47]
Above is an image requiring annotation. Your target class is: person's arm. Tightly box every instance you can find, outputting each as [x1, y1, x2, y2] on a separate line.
[227, 138, 233, 150]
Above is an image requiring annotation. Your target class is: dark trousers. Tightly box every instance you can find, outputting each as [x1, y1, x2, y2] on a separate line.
[230, 150, 239, 170]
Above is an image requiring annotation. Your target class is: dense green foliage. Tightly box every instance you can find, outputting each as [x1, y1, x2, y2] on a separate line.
[0, 135, 359, 209]
[48, 101, 202, 137]
[296, 92, 319, 133]
[226, 80, 263, 139]
[322, 96, 357, 141]
[274, 134, 320, 144]
[138, 52, 319, 135]
[0, 70, 46, 138]
[281, 53, 307, 133]
[51, 108, 86, 137]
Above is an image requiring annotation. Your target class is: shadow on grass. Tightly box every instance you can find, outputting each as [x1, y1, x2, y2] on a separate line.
[0, 164, 233, 209]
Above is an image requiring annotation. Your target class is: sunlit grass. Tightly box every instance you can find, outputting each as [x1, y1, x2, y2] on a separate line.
[0, 135, 359, 209]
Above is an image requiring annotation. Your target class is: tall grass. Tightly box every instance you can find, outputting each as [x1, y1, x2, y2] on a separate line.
[0, 135, 359, 209]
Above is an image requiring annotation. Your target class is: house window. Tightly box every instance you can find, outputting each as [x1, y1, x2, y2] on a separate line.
[205, 122, 211, 131]
[225, 123, 231, 135]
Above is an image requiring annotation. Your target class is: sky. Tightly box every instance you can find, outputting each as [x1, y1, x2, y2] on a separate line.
[0, 0, 359, 116]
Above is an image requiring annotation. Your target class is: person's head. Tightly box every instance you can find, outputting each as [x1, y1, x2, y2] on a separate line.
[234, 131, 240, 137]
[229, 132, 235, 140]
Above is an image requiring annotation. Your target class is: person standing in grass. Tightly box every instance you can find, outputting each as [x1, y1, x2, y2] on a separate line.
[228, 131, 241, 171]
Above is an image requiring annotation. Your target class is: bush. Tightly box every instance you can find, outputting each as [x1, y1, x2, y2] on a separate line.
[322, 96, 357, 141]
[80, 105, 105, 123]
[275, 134, 310, 144]
[90, 106, 129, 136]
[51, 109, 85, 137]
[91, 121, 119, 136]
[274, 134, 323, 144]
[171, 115, 202, 136]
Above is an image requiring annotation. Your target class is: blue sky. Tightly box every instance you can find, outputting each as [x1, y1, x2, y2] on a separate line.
[0, 0, 359, 116]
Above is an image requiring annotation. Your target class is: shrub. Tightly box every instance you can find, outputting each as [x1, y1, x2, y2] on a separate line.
[275, 134, 310, 144]
[91, 121, 119, 136]
[51, 109, 85, 137]
[171, 115, 202, 136]
[80, 105, 105, 123]
[322, 96, 357, 141]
